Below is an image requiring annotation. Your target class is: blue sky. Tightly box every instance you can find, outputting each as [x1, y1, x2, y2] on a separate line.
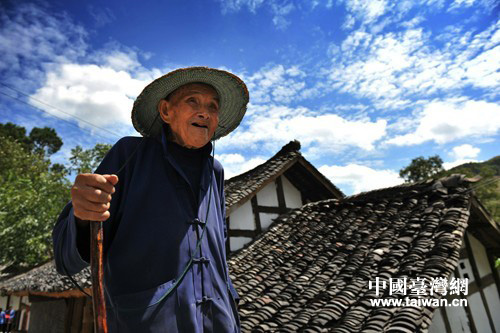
[0, 0, 498, 195]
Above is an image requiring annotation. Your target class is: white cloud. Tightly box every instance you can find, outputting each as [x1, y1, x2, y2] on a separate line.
[244, 65, 308, 104]
[271, 2, 295, 30]
[387, 99, 500, 146]
[449, 144, 480, 160]
[215, 153, 266, 178]
[448, 0, 498, 11]
[343, 0, 390, 25]
[87, 5, 116, 27]
[219, 104, 387, 155]
[218, 0, 265, 13]
[342, 14, 356, 30]
[29, 62, 155, 136]
[0, 2, 87, 90]
[443, 159, 479, 170]
[319, 163, 403, 195]
[327, 20, 500, 109]
[217, 0, 295, 29]
[443, 144, 481, 169]
[0, 2, 162, 137]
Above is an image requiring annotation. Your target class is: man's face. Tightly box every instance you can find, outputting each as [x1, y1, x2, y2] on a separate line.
[158, 83, 219, 149]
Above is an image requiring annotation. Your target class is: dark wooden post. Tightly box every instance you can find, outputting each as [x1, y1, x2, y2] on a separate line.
[90, 222, 108, 333]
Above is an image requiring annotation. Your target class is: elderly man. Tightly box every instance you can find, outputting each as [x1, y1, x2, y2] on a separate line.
[53, 67, 249, 332]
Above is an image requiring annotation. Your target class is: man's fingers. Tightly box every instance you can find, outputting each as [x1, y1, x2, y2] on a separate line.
[73, 208, 110, 222]
[78, 200, 110, 213]
[74, 185, 112, 203]
[103, 174, 119, 187]
[84, 174, 116, 194]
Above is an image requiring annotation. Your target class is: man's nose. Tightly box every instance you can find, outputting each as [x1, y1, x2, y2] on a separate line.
[197, 106, 210, 118]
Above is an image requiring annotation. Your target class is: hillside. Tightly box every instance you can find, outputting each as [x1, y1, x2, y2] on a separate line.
[437, 156, 500, 222]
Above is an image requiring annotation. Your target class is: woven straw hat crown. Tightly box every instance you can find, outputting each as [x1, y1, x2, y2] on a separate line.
[132, 67, 249, 140]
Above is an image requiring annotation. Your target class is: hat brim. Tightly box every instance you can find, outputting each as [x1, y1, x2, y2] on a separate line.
[132, 67, 249, 140]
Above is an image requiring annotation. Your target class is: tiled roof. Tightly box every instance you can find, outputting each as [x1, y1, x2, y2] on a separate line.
[2, 175, 495, 332]
[0, 261, 90, 295]
[225, 140, 343, 210]
[228, 175, 476, 332]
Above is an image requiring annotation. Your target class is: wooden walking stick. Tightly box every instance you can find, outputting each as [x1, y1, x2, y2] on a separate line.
[90, 221, 108, 332]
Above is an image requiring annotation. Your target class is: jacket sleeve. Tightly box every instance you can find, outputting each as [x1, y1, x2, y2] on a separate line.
[218, 163, 240, 303]
[52, 137, 134, 276]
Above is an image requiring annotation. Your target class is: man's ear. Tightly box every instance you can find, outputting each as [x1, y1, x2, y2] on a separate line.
[158, 99, 171, 124]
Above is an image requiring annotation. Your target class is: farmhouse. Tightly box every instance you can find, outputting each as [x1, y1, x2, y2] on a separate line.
[1, 141, 499, 332]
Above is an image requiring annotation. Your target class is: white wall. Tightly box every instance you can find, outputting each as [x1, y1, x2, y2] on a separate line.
[469, 292, 492, 333]
[445, 304, 471, 333]
[429, 309, 446, 333]
[468, 234, 491, 278]
[229, 200, 254, 230]
[230, 237, 253, 251]
[484, 283, 500, 332]
[260, 212, 279, 230]
[282, 176, 302, 208]
[256, 181, 278, 206]
[0, 296, 7, 310]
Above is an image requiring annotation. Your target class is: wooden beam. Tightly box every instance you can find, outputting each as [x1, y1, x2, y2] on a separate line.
[255, 206, 282, 214]
[15, 289, 91, 299]
[225, 216, 230, 254]
[455, 268, 477, 333]
[229, 230, 257, 238]
[251, 196, 262, 233]
[275, 176, 287, 214]
[440, 304, 452, 333]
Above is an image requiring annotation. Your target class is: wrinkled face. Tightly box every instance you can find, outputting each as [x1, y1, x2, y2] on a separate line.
[158, 83, 220, 149]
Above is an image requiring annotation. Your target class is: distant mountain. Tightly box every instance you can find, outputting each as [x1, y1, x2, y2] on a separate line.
[438, 156, 499, 222]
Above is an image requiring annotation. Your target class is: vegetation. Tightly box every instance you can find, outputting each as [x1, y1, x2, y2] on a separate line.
[0, 123, 111, 273]
[0, 124, 70, 272]
[69, 143, 112, 174]
[399, 155, 444, 183]
[399, 154, 499, 222]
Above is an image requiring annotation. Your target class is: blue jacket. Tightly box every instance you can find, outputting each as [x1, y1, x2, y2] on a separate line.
[52, 128, 240, 332]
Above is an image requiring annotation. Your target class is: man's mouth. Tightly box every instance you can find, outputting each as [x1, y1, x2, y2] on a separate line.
[192, 123, 208, 129]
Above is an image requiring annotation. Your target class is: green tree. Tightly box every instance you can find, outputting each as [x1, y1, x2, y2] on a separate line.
[29, 126, 63, 155]
[0, 122, 32, 151]
[399, 155, 444, 183]
[0, 122, 63, 156]
[0, 135, 70, 271]
[69, 143, 112, 174]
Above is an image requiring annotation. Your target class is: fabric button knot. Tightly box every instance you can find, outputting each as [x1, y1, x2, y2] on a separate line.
[196, 296, 213, 305]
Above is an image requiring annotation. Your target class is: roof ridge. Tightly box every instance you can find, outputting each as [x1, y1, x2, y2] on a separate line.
[344, 173, 476, 202]
[226, 140, 301, 184]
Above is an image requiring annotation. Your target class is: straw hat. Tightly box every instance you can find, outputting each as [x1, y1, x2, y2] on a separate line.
[132, 67, 249, 140]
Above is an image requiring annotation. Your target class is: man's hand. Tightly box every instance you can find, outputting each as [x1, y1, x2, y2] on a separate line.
[71, 174, 119, 224]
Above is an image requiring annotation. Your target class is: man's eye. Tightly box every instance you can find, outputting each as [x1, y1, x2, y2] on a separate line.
[187, 97, 197, 104]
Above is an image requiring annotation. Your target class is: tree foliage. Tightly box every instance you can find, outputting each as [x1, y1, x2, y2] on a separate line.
[69, 143, 112, 174]
[0, 122, 114, 273]
[0, 134, 70, 271]
[399, 155, 444, 183]
[0, 122, 63, 156]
